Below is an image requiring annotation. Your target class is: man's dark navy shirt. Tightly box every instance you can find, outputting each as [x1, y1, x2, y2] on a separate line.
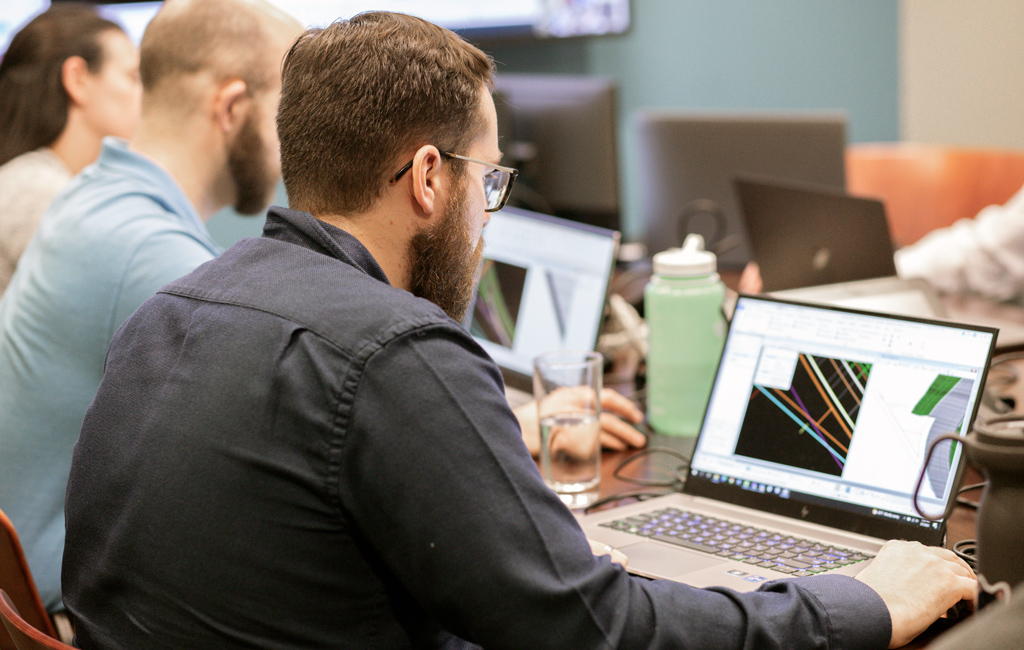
[62, 207, 891, 650]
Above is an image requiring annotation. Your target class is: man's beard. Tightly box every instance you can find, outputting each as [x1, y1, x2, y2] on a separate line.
[227, 110, 277, 215]
[408, 173, 484, 322]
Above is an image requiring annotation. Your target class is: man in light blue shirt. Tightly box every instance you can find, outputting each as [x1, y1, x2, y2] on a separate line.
[0, 0, 301, 612]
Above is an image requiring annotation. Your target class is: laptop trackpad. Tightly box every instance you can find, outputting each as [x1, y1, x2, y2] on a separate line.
[620, 540, 725, 578]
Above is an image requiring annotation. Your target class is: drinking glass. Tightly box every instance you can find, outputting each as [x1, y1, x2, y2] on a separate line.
[533, 351, 603, 509]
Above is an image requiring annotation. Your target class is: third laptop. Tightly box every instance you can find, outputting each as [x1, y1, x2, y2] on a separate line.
[735, 175, 897, 292]
[579, 294, 995, 591]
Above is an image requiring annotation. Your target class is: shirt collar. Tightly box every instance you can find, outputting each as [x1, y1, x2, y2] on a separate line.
[261, 206, 390, 285]
[95, 137, 220, 254]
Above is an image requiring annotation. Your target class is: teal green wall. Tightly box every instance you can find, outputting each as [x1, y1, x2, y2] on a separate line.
[208, 0, 898, 245]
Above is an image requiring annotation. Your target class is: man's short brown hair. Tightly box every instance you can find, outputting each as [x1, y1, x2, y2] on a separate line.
[277, 12, 495, 216]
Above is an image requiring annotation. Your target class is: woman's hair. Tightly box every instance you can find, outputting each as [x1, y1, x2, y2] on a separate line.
[0, 4, 123, 166]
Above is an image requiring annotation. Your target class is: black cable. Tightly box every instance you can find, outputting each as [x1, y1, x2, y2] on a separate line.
[952, 539, 978, 571]
[990, 350, 1024, 373]
[582, 490, 670, 514]
[581, 446, 692, 514]
[611, 446, 691, 489]
[955, 481, 986, 510]
[979, 351, 1023, 414]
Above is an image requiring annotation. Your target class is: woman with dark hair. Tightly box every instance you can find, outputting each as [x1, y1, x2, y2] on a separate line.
[0, 4, 141, 295]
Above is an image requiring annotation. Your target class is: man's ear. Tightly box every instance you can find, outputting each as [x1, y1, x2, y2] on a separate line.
[410, 145, 445, 220]
[212, 79, 251, 135]
[61, 56, 91, 107]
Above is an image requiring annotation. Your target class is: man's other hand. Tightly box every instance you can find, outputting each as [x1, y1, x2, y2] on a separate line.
[854, 539, 976, 648]
[515, 388, 645, 457]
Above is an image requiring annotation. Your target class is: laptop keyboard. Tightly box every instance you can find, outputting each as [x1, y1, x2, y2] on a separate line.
[600, 507, 874, 577]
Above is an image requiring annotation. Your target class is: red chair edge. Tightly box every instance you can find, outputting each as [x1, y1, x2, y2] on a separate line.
[0, 590, 72, 649]
[0, 510, 58, 640]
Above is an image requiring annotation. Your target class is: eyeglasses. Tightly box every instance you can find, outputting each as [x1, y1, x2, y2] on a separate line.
[388, 151, 519, 212]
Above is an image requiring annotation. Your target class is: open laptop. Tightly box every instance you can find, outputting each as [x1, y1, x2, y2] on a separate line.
[579, 294, 996, 591]
[735, 176, 897, 292]
[773, 275, 1024, 351]
[771, 276, 945, 320]
[465, 207, 620, 403]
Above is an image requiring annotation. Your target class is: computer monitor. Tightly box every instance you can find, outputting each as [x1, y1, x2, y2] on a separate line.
[466, 206, 620, 393]
[494, 73, 620, 231]
[634, 111, 847, 269]
[80, 1, 632, 44]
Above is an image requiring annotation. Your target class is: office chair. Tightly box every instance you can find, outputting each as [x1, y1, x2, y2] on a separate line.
[847, 142, 1024, 248]
[0, 591, 74, 650]
[0, 511, 58, 650]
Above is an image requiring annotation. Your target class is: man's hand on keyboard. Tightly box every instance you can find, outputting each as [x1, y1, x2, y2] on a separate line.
[854, 540, 976, 648]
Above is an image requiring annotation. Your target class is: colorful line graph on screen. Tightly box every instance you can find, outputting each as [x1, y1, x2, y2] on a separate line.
[735, 354, 872, 477]
[470, 259, 527, 349]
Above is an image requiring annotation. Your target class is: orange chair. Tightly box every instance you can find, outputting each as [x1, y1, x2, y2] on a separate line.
[0, 511, 58, 650]
[846, 143, 1024, 248]
[0, 591, 73, 650]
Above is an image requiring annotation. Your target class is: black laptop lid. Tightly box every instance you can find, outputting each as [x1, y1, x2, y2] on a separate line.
[736, 176, 897, 292]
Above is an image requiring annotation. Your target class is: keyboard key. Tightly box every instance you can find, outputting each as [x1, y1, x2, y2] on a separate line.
[651, 534, 719, 554]
[778, 558, 812, 570]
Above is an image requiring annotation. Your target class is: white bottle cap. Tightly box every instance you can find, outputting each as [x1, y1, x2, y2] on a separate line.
[652, 234, 717, 277]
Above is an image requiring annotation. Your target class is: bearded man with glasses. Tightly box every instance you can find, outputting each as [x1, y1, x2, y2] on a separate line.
[62, 11, 975, 650]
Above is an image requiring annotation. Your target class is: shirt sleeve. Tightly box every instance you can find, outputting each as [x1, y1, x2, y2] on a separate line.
[338, 323, 892, 650]
[895, 183, 1024, 301]
[111, 228, 217, 334]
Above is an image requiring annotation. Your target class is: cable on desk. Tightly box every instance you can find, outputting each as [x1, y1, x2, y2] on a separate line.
[955, 481, 986, 510]
[990, 349, 1024, 374]
[581, 446, 692, 514]
[982, 351, 1024, 413]
[952, 539, 978, 571]
[583, 490, 670, 514]
[611, 446, 691, 489]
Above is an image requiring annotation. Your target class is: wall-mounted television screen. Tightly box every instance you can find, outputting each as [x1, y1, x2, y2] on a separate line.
[0, 0, 629, 53]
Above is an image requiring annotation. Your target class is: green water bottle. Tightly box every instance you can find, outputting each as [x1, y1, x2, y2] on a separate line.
[644, 234, 727, 436]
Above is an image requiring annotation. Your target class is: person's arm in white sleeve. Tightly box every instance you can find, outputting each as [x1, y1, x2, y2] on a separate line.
[896, 183, 1024, 301]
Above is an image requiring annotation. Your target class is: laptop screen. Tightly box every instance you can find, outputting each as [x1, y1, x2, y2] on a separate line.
[466, 207, 619, 388]
[688, 295, 996, 543]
